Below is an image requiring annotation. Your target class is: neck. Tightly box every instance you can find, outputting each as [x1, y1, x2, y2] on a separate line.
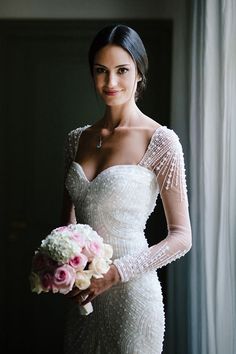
[101, 102, 142, 131]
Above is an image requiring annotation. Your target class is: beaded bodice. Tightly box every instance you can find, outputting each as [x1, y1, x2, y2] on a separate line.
[64, 125, 192, 282]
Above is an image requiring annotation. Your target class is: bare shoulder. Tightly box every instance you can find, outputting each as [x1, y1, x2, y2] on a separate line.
[137, 114, 163, 138]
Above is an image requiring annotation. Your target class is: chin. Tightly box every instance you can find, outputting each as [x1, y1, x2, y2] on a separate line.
[107, 101, 129, 108]
[101, 94, 133, 107]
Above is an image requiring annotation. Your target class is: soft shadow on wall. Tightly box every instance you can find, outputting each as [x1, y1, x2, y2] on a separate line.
[0, 19, 172, 353]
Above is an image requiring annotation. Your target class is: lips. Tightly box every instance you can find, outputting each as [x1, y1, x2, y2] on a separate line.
[104, 90, 120, 96]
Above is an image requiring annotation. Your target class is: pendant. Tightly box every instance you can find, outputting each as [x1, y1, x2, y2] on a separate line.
[96, 136, 102, 149]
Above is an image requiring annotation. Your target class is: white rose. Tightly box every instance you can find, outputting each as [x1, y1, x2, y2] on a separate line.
[87, 230, 102, 242]
[75, 271, 92, 290]
[101, 244, 113, 259]
[89, 257, 111, 278]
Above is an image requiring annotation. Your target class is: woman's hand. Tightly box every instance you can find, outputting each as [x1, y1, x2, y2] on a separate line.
[67, 264, 121, 306]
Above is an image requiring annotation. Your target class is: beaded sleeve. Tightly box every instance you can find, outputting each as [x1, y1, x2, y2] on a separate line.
[64, 127, 84, 179]
[113, 127, 192, 282]
[63, 127, 85, 225]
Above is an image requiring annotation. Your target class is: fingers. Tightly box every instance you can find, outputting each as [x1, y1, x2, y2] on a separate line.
[66, 288, 82, 298]
[69, 275, 112, 305]
[75, 288, 96, 305]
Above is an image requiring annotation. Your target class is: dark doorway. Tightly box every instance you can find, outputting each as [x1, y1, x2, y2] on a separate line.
[0, 19, 172, 354]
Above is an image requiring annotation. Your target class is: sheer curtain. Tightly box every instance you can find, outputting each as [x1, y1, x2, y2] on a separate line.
[189, 0, 236, 353]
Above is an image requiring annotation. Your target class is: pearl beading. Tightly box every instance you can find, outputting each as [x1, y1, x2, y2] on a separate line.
[139, 126, 188, 202]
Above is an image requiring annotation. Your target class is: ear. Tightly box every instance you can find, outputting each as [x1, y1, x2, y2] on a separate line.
[137, 75, 142, 82]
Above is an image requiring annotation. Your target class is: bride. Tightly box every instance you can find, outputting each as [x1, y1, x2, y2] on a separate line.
[61, 23, 192, 354]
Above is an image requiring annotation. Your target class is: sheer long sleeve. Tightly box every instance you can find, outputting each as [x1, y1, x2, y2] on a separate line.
[113, 127, 192, 282]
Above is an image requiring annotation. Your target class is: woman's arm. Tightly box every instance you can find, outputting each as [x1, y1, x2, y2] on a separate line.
[113, 127, 192, 282]
[113, 185, 192, 282]
[60, 187, 76, 226]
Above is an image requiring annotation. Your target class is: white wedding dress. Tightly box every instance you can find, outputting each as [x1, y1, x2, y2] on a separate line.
[63, 124, 192, 354]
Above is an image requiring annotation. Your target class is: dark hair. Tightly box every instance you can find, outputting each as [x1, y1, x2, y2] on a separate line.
[88, 24, 148, 101]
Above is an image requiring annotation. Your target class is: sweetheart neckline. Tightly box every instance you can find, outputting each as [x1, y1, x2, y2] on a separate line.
[72, 124, 167, 183]
[72, 161, 157, 183]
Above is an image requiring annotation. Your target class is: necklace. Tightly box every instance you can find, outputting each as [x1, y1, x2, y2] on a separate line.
[95, 120, 122, 149]
[96, 135, 102, 149]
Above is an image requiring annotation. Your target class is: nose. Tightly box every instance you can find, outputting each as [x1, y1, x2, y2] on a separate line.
[106, 72, 117, 87]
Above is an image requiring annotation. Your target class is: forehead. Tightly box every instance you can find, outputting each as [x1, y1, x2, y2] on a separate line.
[94, 44, 135, 67]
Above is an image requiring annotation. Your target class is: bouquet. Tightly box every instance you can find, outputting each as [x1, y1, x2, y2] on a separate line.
[29, 223, 113, 316]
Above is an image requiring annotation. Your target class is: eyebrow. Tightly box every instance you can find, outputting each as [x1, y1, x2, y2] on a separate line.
[94, 63, 131, 68]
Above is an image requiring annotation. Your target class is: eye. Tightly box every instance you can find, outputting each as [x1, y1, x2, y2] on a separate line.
[118, 67, 129, 75]
[94, 67, 107, 74]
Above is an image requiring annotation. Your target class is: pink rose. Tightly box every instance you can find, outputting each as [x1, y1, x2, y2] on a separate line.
[82, 241, 103, 261]
[52, 264, 76, 294]
[69, 253, 88, 271]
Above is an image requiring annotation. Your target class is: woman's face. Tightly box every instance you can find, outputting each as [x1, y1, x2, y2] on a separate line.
[93, 44, 140, 106]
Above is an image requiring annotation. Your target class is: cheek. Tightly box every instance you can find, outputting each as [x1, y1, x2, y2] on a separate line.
[93, 76, 103, 91]
[124, 75, 138, 92]
[125, 70, 138, 84]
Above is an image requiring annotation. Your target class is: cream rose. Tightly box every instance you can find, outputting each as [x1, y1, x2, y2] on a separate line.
[88, 256, 111, 278]
[75, 271, 93, 290]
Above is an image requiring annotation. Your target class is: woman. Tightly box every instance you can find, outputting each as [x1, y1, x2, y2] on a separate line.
[61, 24, 192, 354]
